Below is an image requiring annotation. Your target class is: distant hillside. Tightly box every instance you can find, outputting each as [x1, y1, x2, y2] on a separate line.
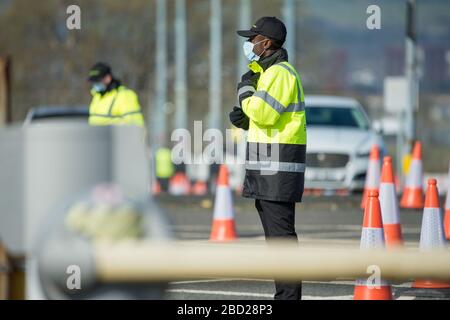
[0, 0, 449, 124]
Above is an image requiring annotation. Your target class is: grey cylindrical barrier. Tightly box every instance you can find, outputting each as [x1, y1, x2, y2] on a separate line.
[21, 123, 171, 299]
[25, 124, 150, 252]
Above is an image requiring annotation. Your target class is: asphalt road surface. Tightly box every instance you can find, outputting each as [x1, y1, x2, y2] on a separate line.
[155, 194, 450, 300]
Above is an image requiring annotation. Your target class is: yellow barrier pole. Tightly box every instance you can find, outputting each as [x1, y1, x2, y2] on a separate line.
[94, 242, 450, 283]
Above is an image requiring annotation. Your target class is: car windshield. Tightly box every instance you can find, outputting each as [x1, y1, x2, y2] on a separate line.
[305, 106, 370, 129]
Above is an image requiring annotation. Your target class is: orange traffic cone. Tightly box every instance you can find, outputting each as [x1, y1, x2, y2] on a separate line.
[354, 190, 393, 300]
[413, 179, 450, 289]
[395, 175, 401, 194]
[210, 165, 237, 242]
[192, 181, 208, 196]
[152, 180, 162, 195]
[169, 172, 191, 196]
[379, 156, 403, 248]
[235, 184, 243, 196]
[400, 142, 424, 209]
[444, 163, 450, 240]
[361, 145, 381, 209]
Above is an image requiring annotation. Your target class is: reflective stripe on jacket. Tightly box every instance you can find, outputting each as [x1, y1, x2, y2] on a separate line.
[89, 86, 145, 127]
[241, 49, 307, 203]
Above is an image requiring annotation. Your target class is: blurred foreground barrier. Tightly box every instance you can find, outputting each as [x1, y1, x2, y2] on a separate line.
[38, 240, 450, 297]
[93, 243, 450, 282]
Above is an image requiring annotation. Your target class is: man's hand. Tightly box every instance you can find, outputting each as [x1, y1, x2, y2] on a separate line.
[237, 71, 260, 107]
[241, 70, 261, 84]
[229, 106, 250, 131]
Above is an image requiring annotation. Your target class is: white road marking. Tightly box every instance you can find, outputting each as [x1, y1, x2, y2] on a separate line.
[304, 295, 353, 300]
[396, 296, 416, 300]
[170, 279, 243, 285]
[170, 279, 413, 288]
[167, 289, 272, 298]
[306, 231, 360, 238]
[175, 237, 421, 247]
[173, 224, 421, 233]
[166, 289, 353, 300]
[306, 280, 414, 289]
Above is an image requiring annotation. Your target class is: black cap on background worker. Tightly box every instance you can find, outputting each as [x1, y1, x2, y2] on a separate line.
[88, 62, 113, 94]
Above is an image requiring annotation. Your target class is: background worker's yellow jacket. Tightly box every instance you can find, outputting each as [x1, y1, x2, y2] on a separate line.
[89, 83, 145, 127]
[155, 148, 175, 179]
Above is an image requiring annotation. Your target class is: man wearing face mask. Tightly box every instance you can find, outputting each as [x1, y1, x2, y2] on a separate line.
[87, 62, 145, 126]
[230, 17, 307, 300]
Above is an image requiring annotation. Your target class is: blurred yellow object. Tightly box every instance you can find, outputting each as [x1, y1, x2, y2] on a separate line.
[83, 204, 114, 237]
[155, 148, 175, 179]
[96, 205, 142, 240]
[200, 199, 213, 209]
[65, 202, 143, 241]
[402, 153, 412, 175]
[65, 202, 92, 233]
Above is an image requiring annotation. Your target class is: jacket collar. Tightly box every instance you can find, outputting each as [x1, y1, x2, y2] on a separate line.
[248, 48, 289, 73]
[92, 78, 122, 97]
[104, 78, 121, 94]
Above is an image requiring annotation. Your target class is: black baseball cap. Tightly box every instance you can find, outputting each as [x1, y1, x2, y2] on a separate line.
[88, 62, 112, 82]
[237, 17, 287, 45]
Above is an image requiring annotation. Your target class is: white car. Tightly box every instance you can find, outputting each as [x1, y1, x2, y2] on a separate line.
[304, 95, 386, 192]
[24, 106, 89, 125]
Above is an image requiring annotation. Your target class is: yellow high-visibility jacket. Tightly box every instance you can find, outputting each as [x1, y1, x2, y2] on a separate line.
[155, 148, 175, 179]
[240, 49, 307, 203]
[89, 84, 145, 127]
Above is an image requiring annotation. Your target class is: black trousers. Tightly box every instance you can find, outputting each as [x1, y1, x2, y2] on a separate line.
[157, 178, 169, 192]
[255, 199, 302, 300]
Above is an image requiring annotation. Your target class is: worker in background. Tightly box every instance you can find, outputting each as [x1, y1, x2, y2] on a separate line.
[87, 62, 145, 127]
[230, 17, 307, 300]
[155, 147, 175, 192]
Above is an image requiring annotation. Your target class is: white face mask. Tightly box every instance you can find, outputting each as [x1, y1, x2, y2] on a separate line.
[92, 82, 107, 93]
[243, 39, 266, 62]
